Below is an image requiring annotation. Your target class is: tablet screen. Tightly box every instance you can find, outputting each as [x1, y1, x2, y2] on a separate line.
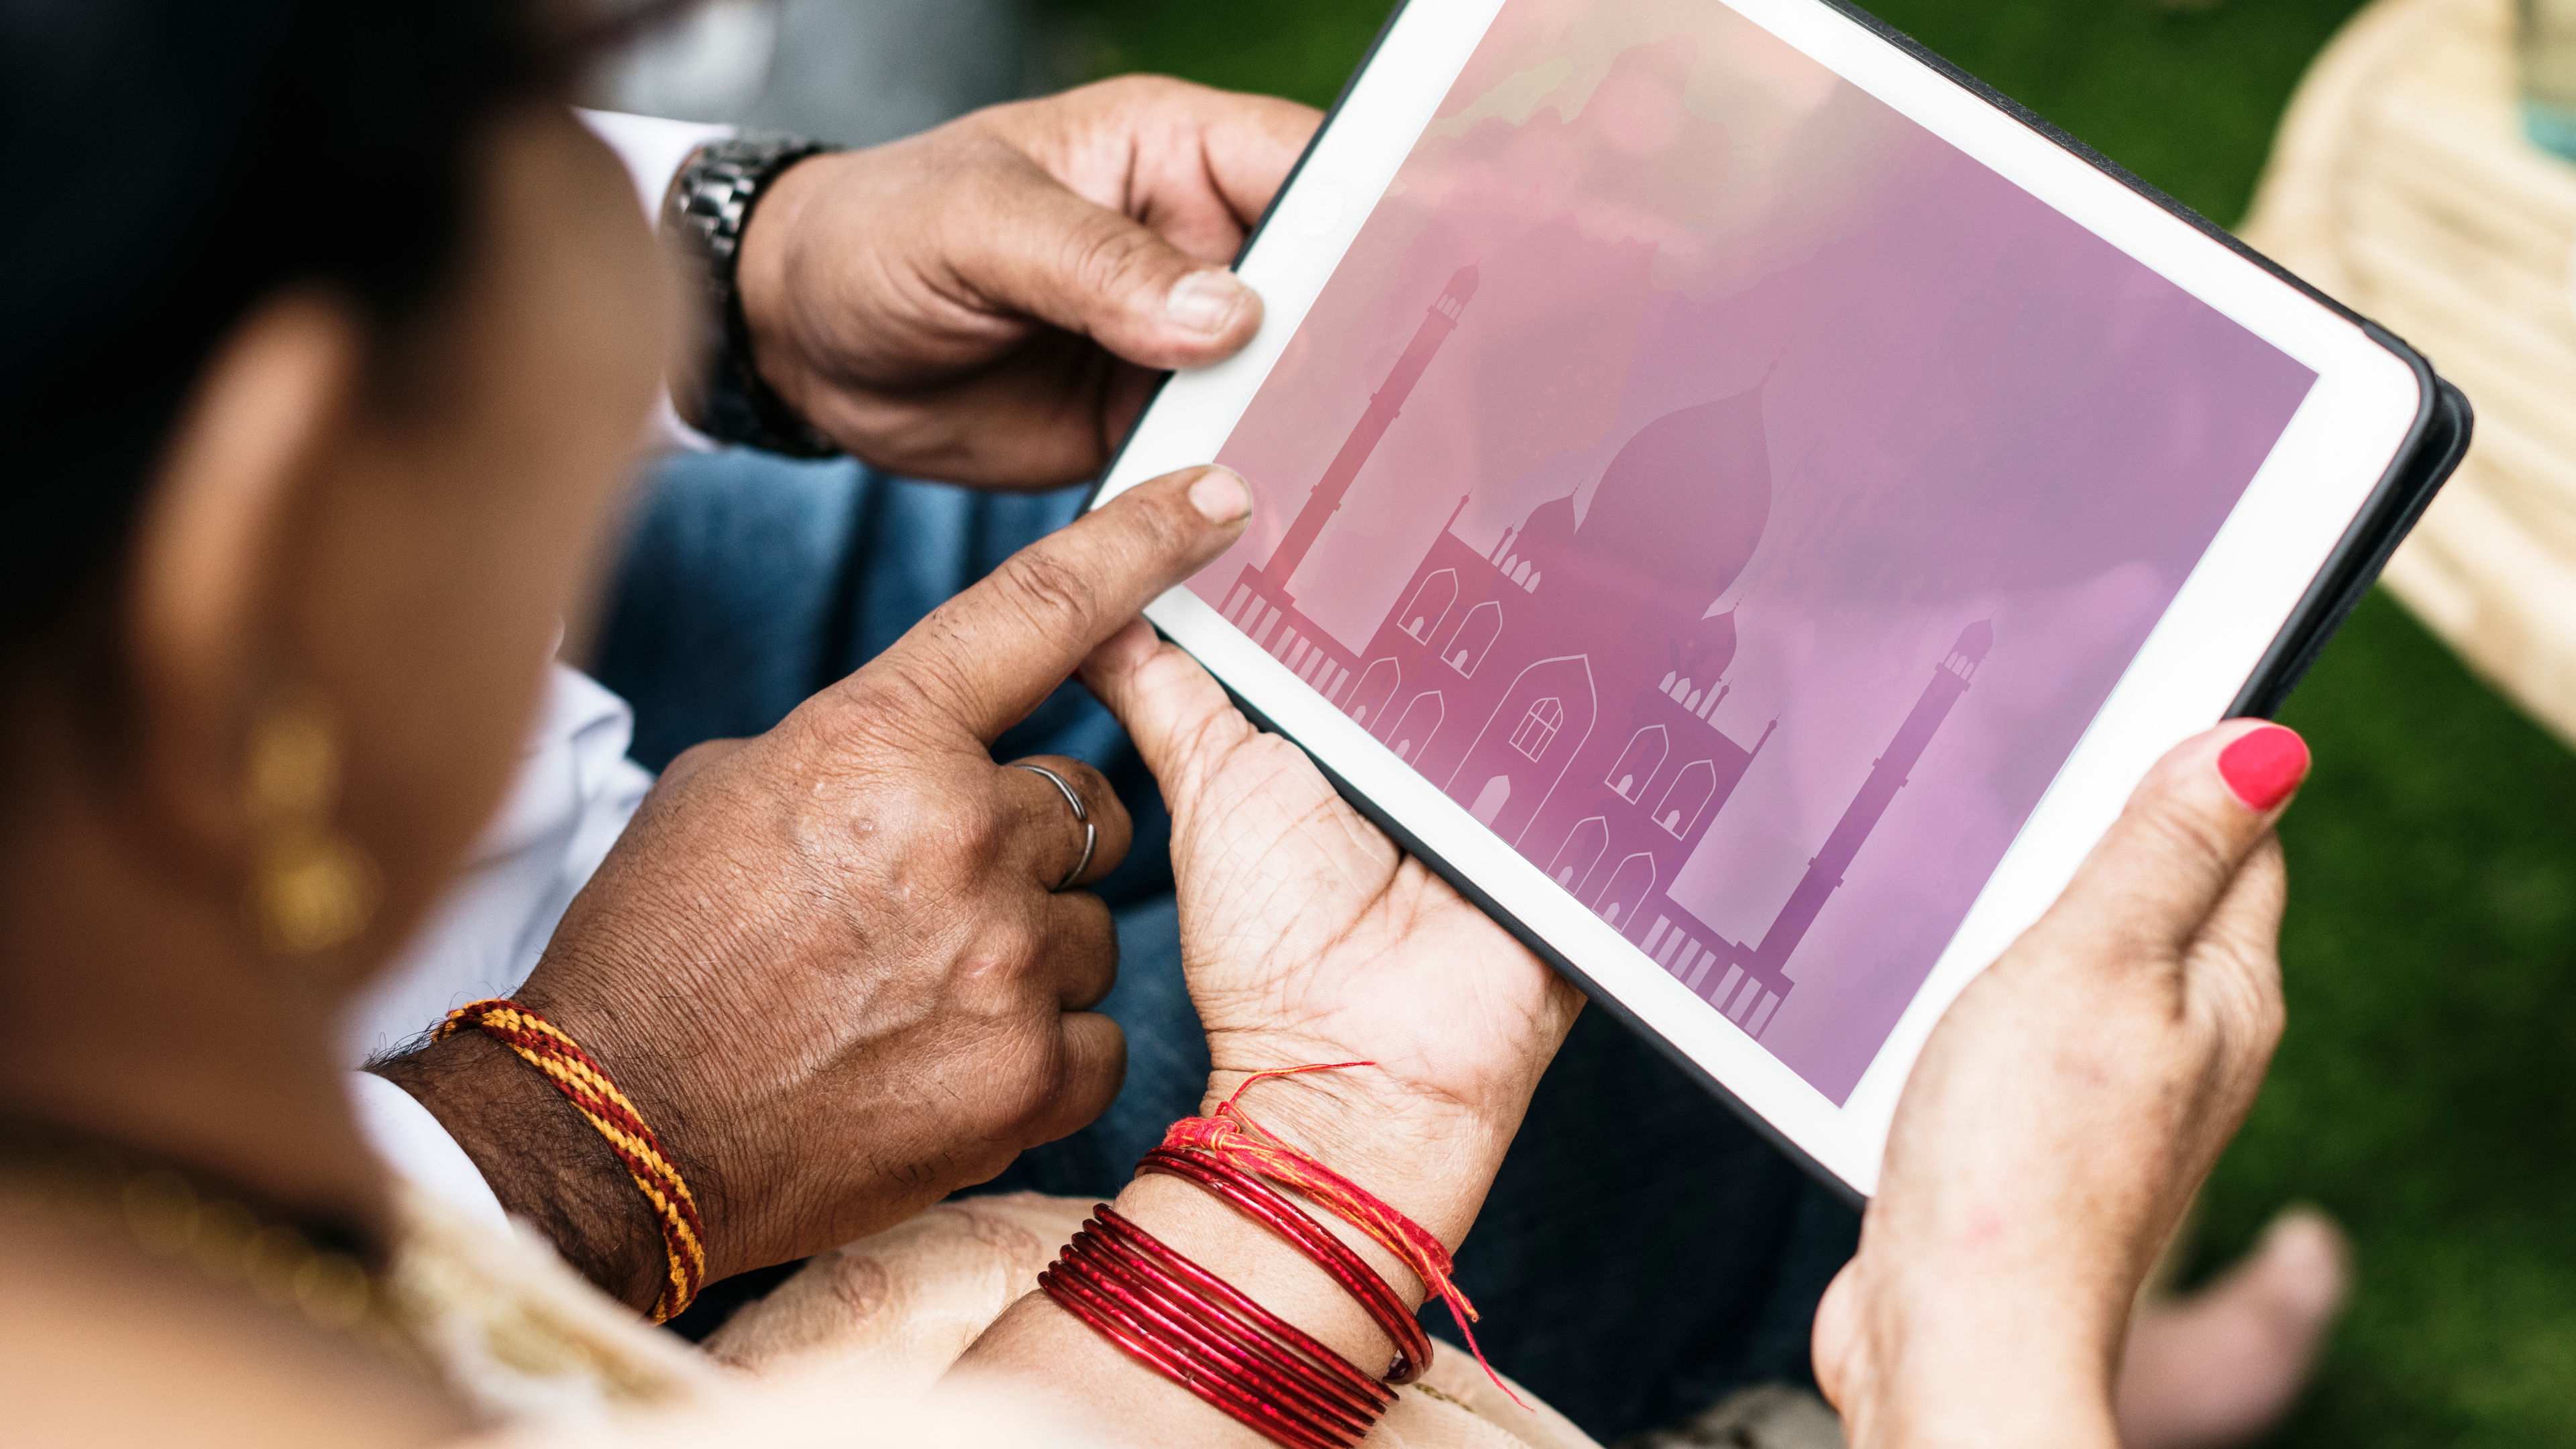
[1189, 0, 2317, 1104]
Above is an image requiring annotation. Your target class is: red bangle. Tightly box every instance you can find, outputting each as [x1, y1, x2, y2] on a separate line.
[1037, 1062, 1523, 1448]
[1040, 1208, 1389, 1449]
[1138, 1147, 1432, 1383]
[1085, 1209, 1391, 1417]
[1061, 1236, 1374, 1443]
[1042, 1256, 1345, 1449]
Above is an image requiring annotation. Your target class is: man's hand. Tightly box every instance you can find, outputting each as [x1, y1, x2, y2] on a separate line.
[376, 465, 1254, 1311]
[1812, 721, 2307, 1449]
[734, 77, 1320, 489]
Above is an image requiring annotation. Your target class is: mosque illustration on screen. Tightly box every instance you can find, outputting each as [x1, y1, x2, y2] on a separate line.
[1214, 264, 1990, 1036]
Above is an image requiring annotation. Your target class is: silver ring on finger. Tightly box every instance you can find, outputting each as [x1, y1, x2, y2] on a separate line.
[1010, 762, 1097, 892]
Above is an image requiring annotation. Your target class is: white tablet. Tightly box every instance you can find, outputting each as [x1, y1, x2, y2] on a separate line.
[1084, 0, 2467, 1197]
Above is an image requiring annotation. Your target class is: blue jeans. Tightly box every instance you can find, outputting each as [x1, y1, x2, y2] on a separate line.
[592, 448, 1859, 1440]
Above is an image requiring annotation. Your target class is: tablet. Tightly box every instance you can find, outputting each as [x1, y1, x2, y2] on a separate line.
[1085, 0, 2467, 1197]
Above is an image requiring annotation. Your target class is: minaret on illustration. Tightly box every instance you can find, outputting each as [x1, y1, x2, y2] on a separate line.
[1262, 263, 1481, 595]
[1745, 619, 1992, 975]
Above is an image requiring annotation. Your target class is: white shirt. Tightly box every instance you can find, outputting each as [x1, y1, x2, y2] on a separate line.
[338, 664, 655, 1065]
[345, 111, 733, 1227]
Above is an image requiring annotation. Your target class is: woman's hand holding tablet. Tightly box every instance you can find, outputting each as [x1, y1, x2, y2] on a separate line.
[1085, 0, 2465, 1195]
[1077, 612, 1587, 1247]
[1815, 720, 2306, 1446]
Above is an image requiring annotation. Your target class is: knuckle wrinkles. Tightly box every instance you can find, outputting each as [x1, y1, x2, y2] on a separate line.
[896, 654, 997, 733]
[856, 660, 954, 729]
[998, 548, 1103, 637]
[1066, 219, 1158, 299]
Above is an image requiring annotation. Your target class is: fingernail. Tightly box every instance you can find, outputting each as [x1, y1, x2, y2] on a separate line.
[1188, 467, 1251, 523]
[1167, 270, 1250, 335]
[2218, 724, 2310, 812]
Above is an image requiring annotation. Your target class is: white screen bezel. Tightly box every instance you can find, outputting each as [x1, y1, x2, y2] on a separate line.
[1085, 0, 2424, 1194]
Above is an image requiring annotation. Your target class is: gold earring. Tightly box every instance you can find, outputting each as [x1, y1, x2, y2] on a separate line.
[244, 696, 380, 956]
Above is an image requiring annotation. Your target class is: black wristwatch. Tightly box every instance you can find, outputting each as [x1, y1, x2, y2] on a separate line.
[662, 132, 842, 458]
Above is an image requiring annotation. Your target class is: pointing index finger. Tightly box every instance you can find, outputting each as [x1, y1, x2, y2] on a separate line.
[867, 466, 1250, 743]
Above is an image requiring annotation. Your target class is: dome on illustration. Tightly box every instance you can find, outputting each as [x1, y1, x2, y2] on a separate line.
[1574, 390, 1773, 599]
[1506, 493, 1580, 573]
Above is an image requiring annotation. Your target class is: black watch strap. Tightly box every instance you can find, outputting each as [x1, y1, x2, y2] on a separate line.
[663, 132, 841, 458]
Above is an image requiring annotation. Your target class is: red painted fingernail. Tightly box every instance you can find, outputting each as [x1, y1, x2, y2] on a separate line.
[2218, 725, 2310, 812]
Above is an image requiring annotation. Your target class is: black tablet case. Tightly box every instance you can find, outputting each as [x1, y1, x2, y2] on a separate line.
[1089, 0, 2477, 1201]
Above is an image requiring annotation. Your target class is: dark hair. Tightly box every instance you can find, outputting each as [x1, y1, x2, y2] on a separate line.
[0, 0, 555, 662]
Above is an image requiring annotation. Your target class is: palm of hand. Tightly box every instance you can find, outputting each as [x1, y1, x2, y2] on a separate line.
[1088, 624, 1582, 1158]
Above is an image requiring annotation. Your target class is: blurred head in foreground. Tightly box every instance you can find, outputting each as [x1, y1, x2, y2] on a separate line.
[0, 0, 673, 1224]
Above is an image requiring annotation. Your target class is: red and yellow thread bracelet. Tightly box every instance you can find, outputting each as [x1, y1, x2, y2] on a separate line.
[431, 998, 708, 1324]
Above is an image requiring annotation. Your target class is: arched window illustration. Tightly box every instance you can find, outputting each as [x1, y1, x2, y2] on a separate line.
[1606, 724, 1668, 802]
[1656, 759, 1721, 837]
[1449, 654, 1595, 847]
[1524, 572, 1542, 593]
[1508, 696, 1564, 761]
[1595, 852, 1658, 930]
[1547, 817, 1609, 891]
[1398, 569, 1458, 643]
[1444, 601, 1503, 677]
[1347, 657, 1400, 728]
[1509, 559, 1532, 586]
[1389, 691, 1444, 763]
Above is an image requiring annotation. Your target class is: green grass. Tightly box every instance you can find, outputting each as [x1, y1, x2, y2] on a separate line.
[1045, 0, 2576, 1441]
[2217, 589, 2576, 1446]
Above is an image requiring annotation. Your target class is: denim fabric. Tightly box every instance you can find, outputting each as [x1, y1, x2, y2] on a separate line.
[593, 447, 1858, 1440]
[592, 447, 1171, 907]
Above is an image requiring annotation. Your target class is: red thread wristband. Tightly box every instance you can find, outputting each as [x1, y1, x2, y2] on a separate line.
[1157, 1063, 1521, 1403]
[1138, 1147, 1432, 1383]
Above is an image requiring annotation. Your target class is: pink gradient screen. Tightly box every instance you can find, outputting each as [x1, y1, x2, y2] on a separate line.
[1191, 0, 2316, 1102]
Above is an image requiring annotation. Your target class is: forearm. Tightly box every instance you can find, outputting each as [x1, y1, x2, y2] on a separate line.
[1837, 1362, 2123, 1449]
[368, 1032, 669, 1311]
[1824, 1258, 2127, 1449]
